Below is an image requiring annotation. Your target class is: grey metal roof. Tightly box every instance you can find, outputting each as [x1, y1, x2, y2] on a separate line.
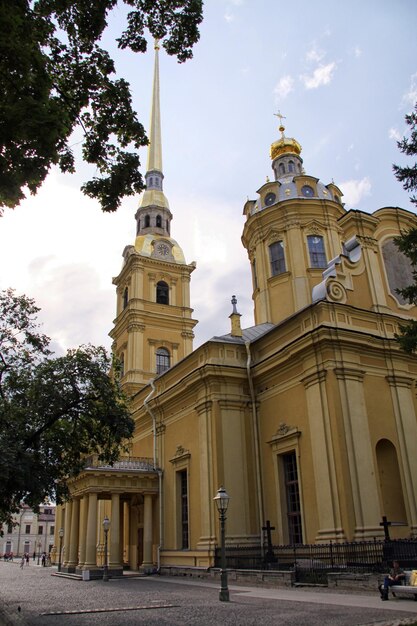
[210, 322, 275, 345]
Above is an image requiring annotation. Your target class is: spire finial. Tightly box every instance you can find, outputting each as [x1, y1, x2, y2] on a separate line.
[274, 111, 286, 138]
[229, 296, 242, 337]
[231, 295, 238, 314]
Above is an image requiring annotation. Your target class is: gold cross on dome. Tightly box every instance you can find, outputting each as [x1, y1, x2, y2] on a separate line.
[274, 111, 286, 125]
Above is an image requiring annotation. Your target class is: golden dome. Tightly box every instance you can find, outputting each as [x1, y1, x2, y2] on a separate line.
[270, 124, 302, 161]
[270, 114, 302, 161]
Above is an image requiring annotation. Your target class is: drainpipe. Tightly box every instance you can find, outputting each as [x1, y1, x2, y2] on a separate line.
[245, 341, 265, 549]
[143, 380, 163, 572]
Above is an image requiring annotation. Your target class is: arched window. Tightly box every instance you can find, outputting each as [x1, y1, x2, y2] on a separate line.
[156, 215, 162, 228]
[288, 160, 295, 173]
[123, 287, 129, 309]
[150, 177, 153, 186]
[307, 235, 327, 268]
[156, 281, 169, 305]
[136, 219, 140, 234]
[145, 214, 150, 228]
[119, 352, 125, 378]
[166, 220, 170, 234]
[279, 162, 285, 175]
[269, 241, 286, 275]
[156, 347, 170, 374]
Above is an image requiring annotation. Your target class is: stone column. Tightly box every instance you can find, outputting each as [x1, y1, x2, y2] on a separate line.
[67, 498, 80, 570]
[129, 502, 138, 570]
[335, 367, 381, 539]
[141, 494, 153, 572]
[109, 493, 121, 569]
[302, 370, 344, 542]
[387, 375, 417, 534]
[78, 495, 87, 568]
[83, 493, 98, 569]
[62, 500, 72, 568]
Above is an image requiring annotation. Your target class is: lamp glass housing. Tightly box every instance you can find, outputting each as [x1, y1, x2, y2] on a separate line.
[214, 486, 230, 513]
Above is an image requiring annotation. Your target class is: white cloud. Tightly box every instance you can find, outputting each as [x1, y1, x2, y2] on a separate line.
[389, 127, 401, 141]
[339, 177, 372, 208]
[224, 11, 234, 22]
[274, 75, 295, 102]
[300, 62, 337, 89]
[306, 44, 325, 64]
[402, 72, 417, 108]
[353, 45, 362, 58]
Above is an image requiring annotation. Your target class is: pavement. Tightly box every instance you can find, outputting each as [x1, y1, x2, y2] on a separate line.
[0, 560, 417, 626]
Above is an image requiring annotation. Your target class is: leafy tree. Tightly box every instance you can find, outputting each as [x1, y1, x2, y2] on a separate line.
[393, 103, 417, 352]
[0, 289, 134, 527]
[0, 0, 203, 213]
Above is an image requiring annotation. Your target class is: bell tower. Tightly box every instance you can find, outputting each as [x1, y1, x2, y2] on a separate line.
[110, 41, 197, 395]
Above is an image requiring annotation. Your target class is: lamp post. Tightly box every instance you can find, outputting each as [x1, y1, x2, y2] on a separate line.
[102, 516, 110, 582]
[214, 486, 230, 602]
[37, 540, 42, 565]
[58, 528, 64, 572]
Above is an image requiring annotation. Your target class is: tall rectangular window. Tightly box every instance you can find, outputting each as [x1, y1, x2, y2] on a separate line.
[307, 235, 327, 268]
[25, 525, 31, 534]
[269, 241, 286, 276]
[38, 525, 43, 535]
[179, 470, 189, 549]
[282, 452, 303, 544]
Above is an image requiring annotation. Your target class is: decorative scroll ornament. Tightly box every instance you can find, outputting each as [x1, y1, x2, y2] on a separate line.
[312, 236, 362, 304]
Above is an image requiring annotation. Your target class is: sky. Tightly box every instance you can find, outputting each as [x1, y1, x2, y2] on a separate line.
[1, 0, 417, 355]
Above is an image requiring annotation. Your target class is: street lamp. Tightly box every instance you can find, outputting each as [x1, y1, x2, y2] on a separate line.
[214, 486, 230, 602]
[58, 528, 64, 572]
[102, 516, 110, 582]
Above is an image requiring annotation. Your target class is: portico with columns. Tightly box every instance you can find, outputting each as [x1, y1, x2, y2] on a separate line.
[57, 457, 159, 577]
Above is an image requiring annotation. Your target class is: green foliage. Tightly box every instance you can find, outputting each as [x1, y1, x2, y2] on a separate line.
[394, 102, 417, 352]
[0, 0, 203, 213]
[393, 103, 417, 207]
[0, 289, 134, 526]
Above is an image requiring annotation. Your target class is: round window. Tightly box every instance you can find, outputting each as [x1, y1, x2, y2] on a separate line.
[301, 185, 314, 198]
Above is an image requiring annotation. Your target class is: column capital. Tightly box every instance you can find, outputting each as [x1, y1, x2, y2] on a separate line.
[301, 369, 327, 389]
[334, 367, 365, 382]
[386, 374, 414, 389]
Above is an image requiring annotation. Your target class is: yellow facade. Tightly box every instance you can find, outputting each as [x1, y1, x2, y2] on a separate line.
[55, 49, 417, 577]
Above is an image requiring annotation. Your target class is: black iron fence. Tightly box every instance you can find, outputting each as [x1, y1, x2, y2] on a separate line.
[214, 539, 417, 584]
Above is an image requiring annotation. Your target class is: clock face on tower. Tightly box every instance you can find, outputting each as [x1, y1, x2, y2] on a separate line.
[155, 242, 170, 257]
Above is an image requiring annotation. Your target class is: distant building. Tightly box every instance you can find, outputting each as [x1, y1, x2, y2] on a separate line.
[2, 504, 55, 557]
[55, 43, 417, 577]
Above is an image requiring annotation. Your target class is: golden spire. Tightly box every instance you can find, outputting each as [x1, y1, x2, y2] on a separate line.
[147, 39, 163, 173]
